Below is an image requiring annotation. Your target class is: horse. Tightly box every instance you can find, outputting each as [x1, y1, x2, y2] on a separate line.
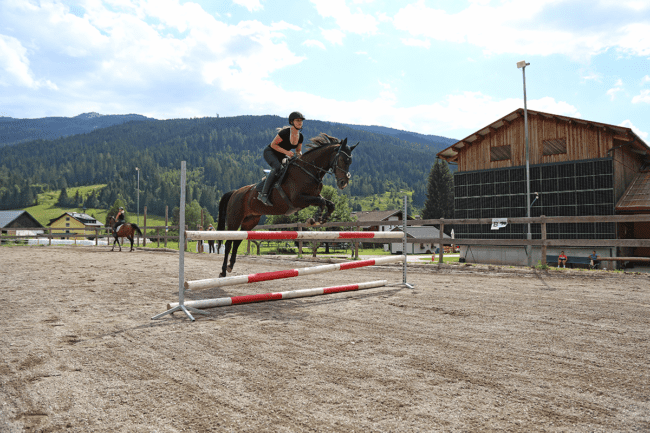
[108, 216, 143, 252]
[216, 133, 357, 277]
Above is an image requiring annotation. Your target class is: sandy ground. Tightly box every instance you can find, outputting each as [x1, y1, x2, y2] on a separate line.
[1, 246, 649, 432]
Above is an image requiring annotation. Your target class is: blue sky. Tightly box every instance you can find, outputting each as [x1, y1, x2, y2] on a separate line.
[1, 0, 649, 141]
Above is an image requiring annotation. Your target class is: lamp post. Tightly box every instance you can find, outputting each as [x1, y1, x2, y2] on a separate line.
[135, 167, 140, 225]
[517, 60, 532, 267]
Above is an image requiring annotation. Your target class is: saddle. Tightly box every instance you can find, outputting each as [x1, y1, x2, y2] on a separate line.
[253, 159, 299, 215]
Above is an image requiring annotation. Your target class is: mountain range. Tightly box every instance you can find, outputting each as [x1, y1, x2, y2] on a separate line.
[0, 113, 457, 215]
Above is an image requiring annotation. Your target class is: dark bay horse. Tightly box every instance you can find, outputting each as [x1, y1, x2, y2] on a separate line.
[108, 216, 143, 252]
[216, 133, 357, 277]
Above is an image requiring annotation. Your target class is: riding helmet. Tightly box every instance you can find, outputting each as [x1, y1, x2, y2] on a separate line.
[289, 111, 305, 124]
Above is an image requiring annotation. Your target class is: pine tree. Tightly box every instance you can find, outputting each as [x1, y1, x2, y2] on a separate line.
[422, 159, 454, 220]
[57, 188, 70, 207]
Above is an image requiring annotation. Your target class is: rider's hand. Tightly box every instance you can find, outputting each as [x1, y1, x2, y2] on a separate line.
[287, 151, 295, 158]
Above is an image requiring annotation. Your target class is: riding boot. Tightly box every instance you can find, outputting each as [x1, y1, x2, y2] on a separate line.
[258, 169, 277, 206]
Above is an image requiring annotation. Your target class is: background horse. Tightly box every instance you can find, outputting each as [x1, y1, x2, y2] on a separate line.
[108, 216, 143, 252]
[216, 133, 357, 277]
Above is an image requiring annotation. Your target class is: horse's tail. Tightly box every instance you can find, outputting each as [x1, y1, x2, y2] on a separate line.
[216, 190, 234, 250]
[130, 223, 143, 237]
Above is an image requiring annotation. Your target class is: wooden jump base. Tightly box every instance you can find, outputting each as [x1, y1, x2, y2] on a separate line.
[185, 255, 405, 291]
[186, 230, 405, 241]
[168, 280, 388, 310]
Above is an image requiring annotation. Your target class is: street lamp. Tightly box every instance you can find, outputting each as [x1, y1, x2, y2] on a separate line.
[135, 167, 140, 225]
[517, 60, 532, 266]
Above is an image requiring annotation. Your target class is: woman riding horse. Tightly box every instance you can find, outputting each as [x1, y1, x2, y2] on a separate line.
[216, 132, 357, 277]
[259, 111, 305, 206]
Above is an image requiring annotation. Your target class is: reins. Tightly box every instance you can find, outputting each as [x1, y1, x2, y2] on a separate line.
[290, 144, 350, 185]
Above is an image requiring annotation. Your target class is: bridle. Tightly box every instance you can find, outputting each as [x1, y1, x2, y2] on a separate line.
[292, 144, 351, 185]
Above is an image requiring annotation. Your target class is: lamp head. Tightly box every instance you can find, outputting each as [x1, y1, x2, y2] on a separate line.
[517, 61, 530, 69]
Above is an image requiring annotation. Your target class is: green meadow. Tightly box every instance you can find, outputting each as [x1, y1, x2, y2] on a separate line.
[25, 185, 169, 227]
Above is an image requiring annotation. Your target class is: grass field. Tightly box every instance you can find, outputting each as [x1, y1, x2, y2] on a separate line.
[25, 185, 168, 228]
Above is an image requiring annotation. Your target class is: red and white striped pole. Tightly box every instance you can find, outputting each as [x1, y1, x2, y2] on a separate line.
[168, 280, 388, 310]
[185, 230, 405, 241]
[185, 255, 405, 291]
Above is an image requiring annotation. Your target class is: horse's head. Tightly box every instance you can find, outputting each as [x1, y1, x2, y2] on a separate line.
[331, 138, 358, 189]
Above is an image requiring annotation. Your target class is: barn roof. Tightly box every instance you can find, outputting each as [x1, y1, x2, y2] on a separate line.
[615, 168, 650, 212]
[0, 210, 43, 228]
[390, 225, 451, 239]
[437, 108, 650, 163]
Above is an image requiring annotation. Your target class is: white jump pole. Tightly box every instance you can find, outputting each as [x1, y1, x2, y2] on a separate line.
[168, 280, 388, 310]
[186, 230, 405, 241]
[152, 161, 208, 322]
[185, 255, 405, 291]
[403, 194, 414, 289]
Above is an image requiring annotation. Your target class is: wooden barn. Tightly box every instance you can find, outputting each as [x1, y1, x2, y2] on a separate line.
[437, 108, 650, 265]
[0, 210, 44, 238]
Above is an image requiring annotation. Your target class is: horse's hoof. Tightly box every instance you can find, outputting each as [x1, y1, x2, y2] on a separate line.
[227, 266, 233, 273]
[219, 273, 226, 278]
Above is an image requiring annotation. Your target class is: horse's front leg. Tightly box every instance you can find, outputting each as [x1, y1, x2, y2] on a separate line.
[298, 194, 333, 226]
[320, 198, 335, 224]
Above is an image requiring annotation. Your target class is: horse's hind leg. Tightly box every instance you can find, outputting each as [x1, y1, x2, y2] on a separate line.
[129, 236, 134, 252]
[220, 240, 232, 278]
[227, 240, 243, 273]
[225, 215, 261, 274]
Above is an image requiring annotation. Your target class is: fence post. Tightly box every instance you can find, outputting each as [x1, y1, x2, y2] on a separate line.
[157, 228, 160, 248]
[540, 215, 547, 266]
[143, 206, 147, 247]
[438, 220, 445, 264]
[298, 223, 303, 256]
[48, 227, 52, 246]
[164, 206, 169, 248]
[355, 223, 360, 260]
[95, 228, 98, 246]
[184, 224, 188, 252]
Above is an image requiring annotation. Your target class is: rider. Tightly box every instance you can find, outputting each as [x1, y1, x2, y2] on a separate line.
[113, 207, 125, 233]
[258, 111, 305, 206]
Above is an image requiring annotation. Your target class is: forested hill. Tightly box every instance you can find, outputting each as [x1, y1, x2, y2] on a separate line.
[0, 115, 447, 217]
[0, 112, 153, 146]
[335, 123, 456, 150]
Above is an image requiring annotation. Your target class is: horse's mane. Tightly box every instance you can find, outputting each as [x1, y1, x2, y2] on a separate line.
[304, 133, 341, 154]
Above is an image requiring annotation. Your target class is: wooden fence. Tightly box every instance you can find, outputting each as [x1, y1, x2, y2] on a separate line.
[3, 214, 649, 267]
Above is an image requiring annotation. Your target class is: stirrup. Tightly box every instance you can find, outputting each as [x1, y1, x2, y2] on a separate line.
[259, 194, 273, 206]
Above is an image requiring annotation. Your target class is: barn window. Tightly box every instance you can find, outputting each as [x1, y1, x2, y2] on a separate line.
[490, 145, 511, 161]
[543, 138, 567, 156]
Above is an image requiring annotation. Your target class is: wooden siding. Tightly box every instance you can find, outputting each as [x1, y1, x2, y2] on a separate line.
[612, 147, 645, 204]
[458, 115, 617, 172]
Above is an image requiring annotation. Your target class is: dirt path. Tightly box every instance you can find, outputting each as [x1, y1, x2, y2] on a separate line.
[1, 246, 649, 432]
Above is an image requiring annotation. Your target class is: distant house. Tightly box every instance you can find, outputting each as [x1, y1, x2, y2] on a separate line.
[352, 209, 415, 248]
[0, 210, 44, 238]
[388, 226, 451, 254]
[48, 212, 104, 240]
[351, 209, 414, 232]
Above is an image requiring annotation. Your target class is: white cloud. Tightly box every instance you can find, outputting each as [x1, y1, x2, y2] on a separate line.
[0, 35, 57, 90]
[303, 39, 326, 50]
[642, 75, 650, 85]
[310, 0, 378, 35]
[232, 0, 263, 12]
[607, 79, 624, 101]
[632, 89, 650, 104]
[321, 28, 345, 45]
[581, 72, 603, 83]
[393, 0, 650, 60]
[619, 119, 648, 140]
[0, 0, 304, 118]
[400, 38, 430, 49]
